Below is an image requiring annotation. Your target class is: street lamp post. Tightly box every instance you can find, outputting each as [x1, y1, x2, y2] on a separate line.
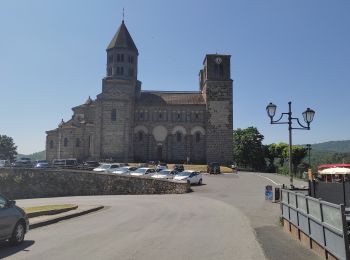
[306, 144, 312, 168]
[266, 101, 315, 188]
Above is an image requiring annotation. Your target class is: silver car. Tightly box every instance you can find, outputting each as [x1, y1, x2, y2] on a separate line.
[0, 194, 29, 245]
[151, 169, 178, 179]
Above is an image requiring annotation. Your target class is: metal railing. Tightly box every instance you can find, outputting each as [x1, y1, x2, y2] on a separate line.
[281, 189, 350, 260]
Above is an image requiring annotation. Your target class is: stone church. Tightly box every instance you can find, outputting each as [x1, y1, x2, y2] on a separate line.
[46, 20, 233, 164]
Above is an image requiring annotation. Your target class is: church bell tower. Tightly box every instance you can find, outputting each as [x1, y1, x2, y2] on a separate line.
[94, 19, 141, 162]
[201, 54, 233, 165]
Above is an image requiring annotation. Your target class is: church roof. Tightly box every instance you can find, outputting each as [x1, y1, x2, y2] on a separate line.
[107, 21, 138, 53]
[137, 91, 205, 105]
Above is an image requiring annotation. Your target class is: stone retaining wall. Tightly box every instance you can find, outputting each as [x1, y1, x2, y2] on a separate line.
[0, 168, 190, 199]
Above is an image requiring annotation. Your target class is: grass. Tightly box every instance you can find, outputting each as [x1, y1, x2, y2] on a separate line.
[23, 204, 76, 214]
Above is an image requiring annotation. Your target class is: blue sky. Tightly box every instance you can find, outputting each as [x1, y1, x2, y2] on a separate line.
[0, 0, 349, 154]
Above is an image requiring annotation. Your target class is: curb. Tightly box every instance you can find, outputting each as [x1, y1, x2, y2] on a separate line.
[27, 205, 78, 218]
[29, 206, 104, 229]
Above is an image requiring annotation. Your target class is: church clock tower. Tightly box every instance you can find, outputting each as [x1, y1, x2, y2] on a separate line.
[201, 54, 233, 165]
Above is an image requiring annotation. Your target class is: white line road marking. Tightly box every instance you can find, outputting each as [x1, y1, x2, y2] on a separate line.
[255, 173, 281, 186]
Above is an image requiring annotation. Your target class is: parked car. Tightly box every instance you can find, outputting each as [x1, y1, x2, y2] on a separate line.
[130, 167, 156, 176]
[111, 166, 138, 175]
[230, 164, 238, 173]
[93, 163, 120, 172]
[52, 158, 78, 168]
[34, 162, 50, 168]
[80, 161, 100, 170]
[207, 162, 220, 174]
[173, 170, 202, 185]
[12, 157, 32, 168]
[151, 169, 178, 179]
[156, 163, 167, 172]
[0, 194, 29, 245]
[34, 160, 48, 164]
[173, 164, 184, 172]
[0, 160, 11, 168]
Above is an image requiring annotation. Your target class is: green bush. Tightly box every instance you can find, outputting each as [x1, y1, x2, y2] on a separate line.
[277, 166, 289, 176]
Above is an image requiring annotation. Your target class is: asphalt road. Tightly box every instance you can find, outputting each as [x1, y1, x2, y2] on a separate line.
[0, 172, 320, 260]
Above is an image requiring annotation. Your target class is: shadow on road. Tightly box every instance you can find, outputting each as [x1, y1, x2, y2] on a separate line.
[255, 226, 319, 260]
[0, 240, 35, 258]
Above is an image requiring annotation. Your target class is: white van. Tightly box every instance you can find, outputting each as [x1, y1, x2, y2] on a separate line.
[52, 158, 78, 168]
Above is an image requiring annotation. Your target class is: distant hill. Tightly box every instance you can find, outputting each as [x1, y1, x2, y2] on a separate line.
[310, 140, 350, 153]
[16, 150, 46, 161]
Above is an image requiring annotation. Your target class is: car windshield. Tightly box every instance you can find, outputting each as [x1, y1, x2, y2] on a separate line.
[37, 160, 47, 163]
[177, 171, 192, 177]
[54, 160, 65, 164]
[158, 170, 171, 175]
[116, 167, 129, 172]
[66, 160, 76, 165]
[134, 168, 148, 173]
[97, 164, 111, 169]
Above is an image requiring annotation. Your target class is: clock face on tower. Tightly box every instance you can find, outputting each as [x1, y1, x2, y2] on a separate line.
[215, 57, 222, 64]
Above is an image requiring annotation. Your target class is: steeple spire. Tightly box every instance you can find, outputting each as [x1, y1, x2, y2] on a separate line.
[107, 20, 138, 54]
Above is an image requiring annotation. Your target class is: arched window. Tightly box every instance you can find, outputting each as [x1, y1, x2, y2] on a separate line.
[107, 67, 112, 76]
[50, 140, 54, 149]
[117, 54, 124, 62]
[215, 63, 224, 79]
[138, 132, 143, 142]
[111, 109, 117, 121]
[176, 132, 182, 142]
[76, 138, 80, 147]
[64, 138, 68, 147]
[195, 132, 201, 143]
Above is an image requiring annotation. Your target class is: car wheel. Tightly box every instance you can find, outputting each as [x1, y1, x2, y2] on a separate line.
[198, 179, 202, 185]
[9, 221, 25, 245]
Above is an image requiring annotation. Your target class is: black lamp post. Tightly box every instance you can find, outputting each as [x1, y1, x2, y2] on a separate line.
[306, 144, 312, 168]
[266, 101, 315, 188]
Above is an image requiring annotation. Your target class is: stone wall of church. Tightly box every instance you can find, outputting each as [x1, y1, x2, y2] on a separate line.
[204, 81, 233, 165]
[133, 105, 207, 163]
[46, 125, 95, 162]
[94, 78, 137, 162]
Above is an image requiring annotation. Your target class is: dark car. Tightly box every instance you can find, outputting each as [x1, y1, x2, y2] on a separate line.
[81, 161, 100, 170]
[0, 194, 29, 245]
[174, 164, 184, 172]
[207, 162, 220, 174]
[34, 162, 50, 168]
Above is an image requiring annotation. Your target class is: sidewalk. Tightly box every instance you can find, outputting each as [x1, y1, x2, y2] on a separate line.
[29, 205, 104, 229]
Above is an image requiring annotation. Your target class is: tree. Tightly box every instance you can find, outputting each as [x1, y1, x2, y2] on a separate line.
[0, 135, 17, 160]
[233, 127, 266, 171]
[291, 145, 307, 174]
